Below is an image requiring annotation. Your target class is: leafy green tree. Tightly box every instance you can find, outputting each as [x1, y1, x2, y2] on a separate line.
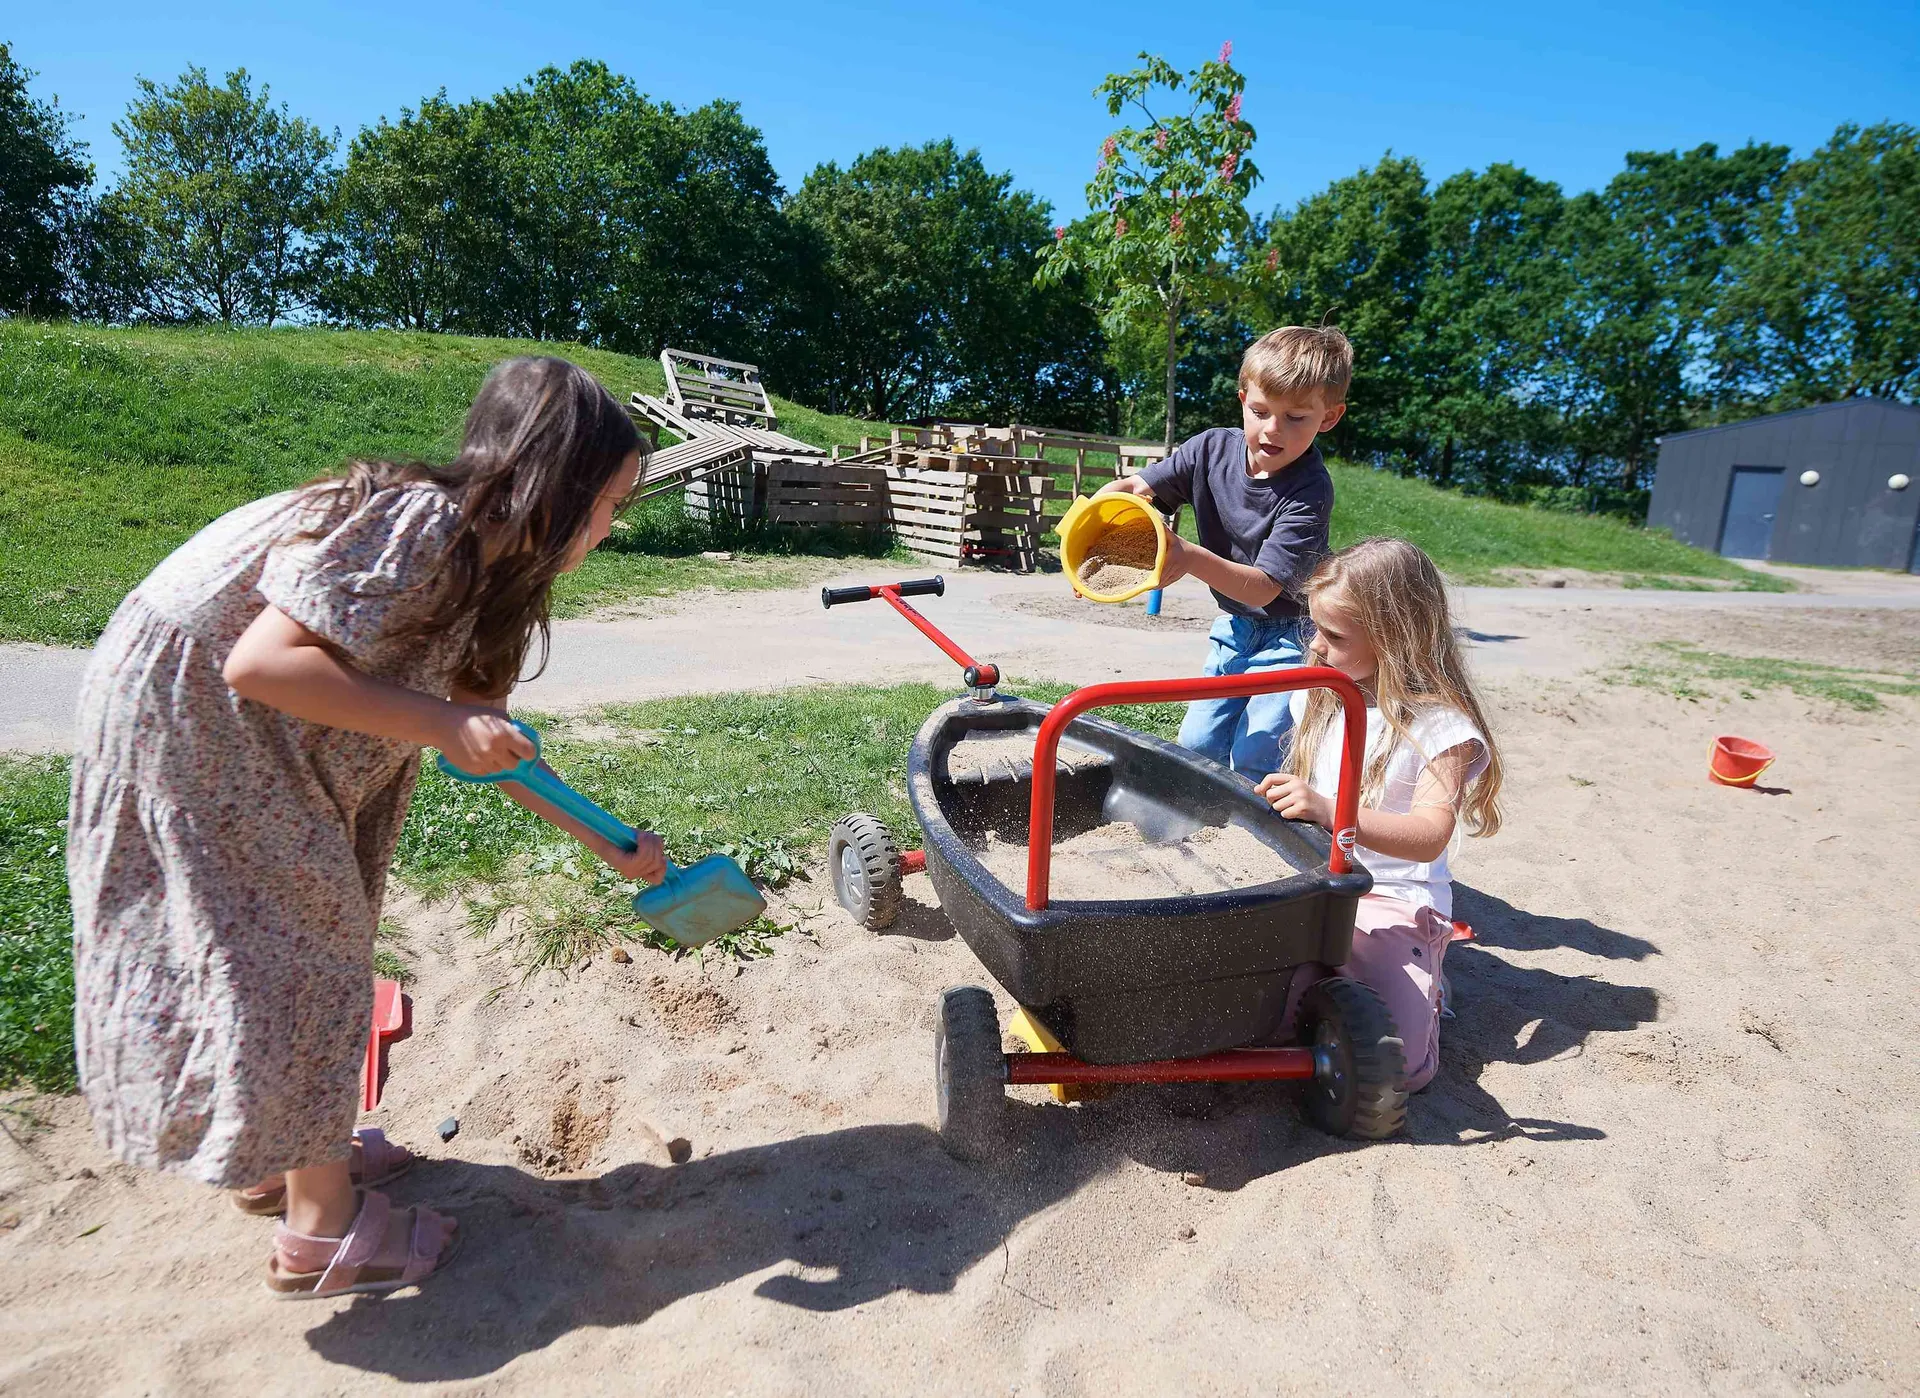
[0, 42, 93, 315]
[1039, 43, 1257, 449]
[315, 93, 485, 331]
[1714, 122, 1920, 406]
[1259, 154, 1431, 465]
[1556, 142, 1788, 490]
[107, 66, 336, 324]
[787, 139, 1088, 421]
[1403, 164, 1571, 490]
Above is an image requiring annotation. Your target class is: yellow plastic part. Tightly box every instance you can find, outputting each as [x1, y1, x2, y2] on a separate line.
[1009, 1007, 1097, 1105]
[1058, 492, 1170, 604]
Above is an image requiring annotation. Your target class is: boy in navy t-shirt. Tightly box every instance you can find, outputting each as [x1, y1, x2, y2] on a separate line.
[1099, 325, 1349, 774]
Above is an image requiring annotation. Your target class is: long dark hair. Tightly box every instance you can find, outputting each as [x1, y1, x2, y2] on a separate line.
[295, 356, 642, 697]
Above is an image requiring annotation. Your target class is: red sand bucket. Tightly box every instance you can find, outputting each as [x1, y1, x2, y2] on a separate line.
[1708, 735, 1775, 788]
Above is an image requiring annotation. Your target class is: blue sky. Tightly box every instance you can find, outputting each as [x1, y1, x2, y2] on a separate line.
[9, 1, 1916, 217]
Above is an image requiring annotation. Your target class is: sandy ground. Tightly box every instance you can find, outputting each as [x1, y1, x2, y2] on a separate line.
[4, 598, 1920, 1394]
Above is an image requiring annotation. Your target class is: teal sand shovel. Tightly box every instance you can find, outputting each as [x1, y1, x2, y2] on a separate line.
[435, 720, 766, 947]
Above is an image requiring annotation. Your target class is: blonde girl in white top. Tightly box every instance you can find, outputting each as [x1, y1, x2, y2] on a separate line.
[1256, 537, 1504, 1091]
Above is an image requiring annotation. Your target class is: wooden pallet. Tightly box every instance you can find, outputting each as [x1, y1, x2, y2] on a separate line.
[661, 348, 777, 428]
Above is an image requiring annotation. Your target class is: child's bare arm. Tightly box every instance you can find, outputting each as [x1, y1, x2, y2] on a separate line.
[1160, 534, 1285, 608]
[224, 604, 529, 772]
[1255, 745, 1478, 864]
[447, 684, 667, 885]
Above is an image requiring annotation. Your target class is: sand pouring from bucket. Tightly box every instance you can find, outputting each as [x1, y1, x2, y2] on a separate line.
[1708, 735, 1775, 788]
[435, 720, 765, 946]
[1059, 493, 1171, 603]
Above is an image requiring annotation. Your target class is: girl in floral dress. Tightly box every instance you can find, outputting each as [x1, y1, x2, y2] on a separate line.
[66, 357, 665, 1297]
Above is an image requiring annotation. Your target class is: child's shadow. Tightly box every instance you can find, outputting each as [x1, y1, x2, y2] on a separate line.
[1419, 884, 1662, 1144]
[304, 1117, 1094, 1382]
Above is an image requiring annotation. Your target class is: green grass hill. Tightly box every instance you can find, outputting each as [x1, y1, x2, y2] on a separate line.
[0, 322, 1773, 647]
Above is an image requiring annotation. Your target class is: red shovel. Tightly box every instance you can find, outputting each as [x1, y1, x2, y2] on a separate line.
[360, 978, 408, 1112]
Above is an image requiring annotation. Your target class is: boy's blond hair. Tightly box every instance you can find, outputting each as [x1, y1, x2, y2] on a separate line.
[1238, 325, 1353, 404]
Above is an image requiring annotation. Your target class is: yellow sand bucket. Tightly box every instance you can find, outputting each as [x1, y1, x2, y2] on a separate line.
[1059, 492, 1170, 603]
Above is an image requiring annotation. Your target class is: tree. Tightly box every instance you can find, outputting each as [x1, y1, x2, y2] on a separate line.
[0, 42, 93, 315]
[107, 66, 335, 324]
[1555, 142, 1788, 490]
[1714, 122, 1920, 407]
[1039, 42, 1257, 449]
[786, 139, 1086, 421]
[314, 93, 485, 332]
[1259, 154, 1431, 466]
[1402, 164, 1571, 491]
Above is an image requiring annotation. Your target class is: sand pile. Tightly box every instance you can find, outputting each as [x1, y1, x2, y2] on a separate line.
[971, 819, 1294, 900]
[1075, 519, 1159, 594]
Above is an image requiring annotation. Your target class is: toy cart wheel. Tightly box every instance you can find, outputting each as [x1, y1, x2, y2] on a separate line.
[935, 986, 1007, 1161]
[828, 813, 902, 929]
[1299, 977, 1408, 1140]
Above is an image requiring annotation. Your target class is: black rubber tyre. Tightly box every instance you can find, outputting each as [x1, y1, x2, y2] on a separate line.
[827, 813, 902, 930]
[935, 986, 1008, 1161]
[1298, 977, 1408, 1140]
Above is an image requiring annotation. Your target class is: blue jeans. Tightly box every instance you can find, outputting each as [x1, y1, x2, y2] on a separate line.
[1176, 614, 1306, 776]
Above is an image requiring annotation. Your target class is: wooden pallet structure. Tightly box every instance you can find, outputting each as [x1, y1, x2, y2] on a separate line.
[622, 350, 1171, 571]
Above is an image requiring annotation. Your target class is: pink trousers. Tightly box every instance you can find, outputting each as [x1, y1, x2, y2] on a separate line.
[1284, 894, 1456, 1092]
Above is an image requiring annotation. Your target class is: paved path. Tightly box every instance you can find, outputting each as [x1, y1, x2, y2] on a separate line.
[5, 569, 1919, 753]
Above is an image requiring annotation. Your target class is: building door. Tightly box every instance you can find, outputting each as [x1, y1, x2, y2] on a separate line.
[1719, 467, 1786, 558]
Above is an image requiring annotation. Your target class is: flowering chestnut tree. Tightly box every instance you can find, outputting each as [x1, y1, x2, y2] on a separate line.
[1038, 43, 1259, 449]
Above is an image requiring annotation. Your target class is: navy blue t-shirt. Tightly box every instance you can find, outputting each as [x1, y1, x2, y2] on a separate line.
[1137, 428, 1334, 621]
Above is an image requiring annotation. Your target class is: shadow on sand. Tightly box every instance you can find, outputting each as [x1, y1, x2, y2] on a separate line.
[307, 885, 1659, 1380]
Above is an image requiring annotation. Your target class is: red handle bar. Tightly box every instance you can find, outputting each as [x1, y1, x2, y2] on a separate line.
[1026, 667, 1368, 909]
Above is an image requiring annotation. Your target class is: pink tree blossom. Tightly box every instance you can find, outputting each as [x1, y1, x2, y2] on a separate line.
[1154, 128, 1168, 151]
[1114, 216, 1127, 237]
[1170, 211, 1185, 235]
[1219, 151, 1239, 182]
[1265, 247, 1279, 272]
[1103, 135, 1118, 160]
[1054, 225, 1066, 242]
[1225, 93, 1242, 124]
[1218, 40, 1233, 65]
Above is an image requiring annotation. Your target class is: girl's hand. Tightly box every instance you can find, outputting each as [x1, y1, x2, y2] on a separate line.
[607, 830, 668, 886]
[1255, 772, 1332, 828]
[439, 708, 535, 776]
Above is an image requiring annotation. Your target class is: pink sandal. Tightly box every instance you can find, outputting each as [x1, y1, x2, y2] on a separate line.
[231, 1128, 416, 1216]
[265, 1189, 459, 1299]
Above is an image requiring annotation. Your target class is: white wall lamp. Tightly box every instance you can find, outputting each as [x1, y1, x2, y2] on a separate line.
[1799, 470, 1821, 487]
[1891, 473, 1912, 491]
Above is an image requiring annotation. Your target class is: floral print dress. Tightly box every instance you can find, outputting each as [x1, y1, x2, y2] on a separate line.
[66, 483, 473, 1188]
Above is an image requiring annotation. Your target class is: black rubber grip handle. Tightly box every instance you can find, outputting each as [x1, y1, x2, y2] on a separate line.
[820, 576, 946, 609]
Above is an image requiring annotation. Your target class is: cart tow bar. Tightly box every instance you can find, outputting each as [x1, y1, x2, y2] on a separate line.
[821, 576, 1002, 701]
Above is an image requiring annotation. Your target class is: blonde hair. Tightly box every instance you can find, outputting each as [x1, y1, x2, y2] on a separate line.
[1239, 325, 1353, 405]
[1285, 537, 1504, 838]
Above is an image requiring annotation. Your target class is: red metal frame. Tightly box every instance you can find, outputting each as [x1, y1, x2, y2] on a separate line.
[854, 580, 1000, 688]
[1005, 1047, 1314, 1085]
[1024, 668, 1368, 909]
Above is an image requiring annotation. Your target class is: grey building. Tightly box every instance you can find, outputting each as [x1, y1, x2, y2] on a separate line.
[1648, 399, 1920, 572]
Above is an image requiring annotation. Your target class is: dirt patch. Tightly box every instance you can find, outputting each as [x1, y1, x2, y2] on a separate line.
[1075, 520, 1160, 594]
[527, 1082, 615, 1174]
[646, 975, 737, 1036]
[996, 589, 1213, 632]
[970, 819, 1297, 901]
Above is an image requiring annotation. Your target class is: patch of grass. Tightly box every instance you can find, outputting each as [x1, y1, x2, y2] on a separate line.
[0, 322, 894, 645]
[1610, 641, 1920, 710]
[1029, 452, 1783, 591]
[0, 756, 75, 1092]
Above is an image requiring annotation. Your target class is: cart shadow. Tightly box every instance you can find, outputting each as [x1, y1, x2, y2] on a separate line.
[304, 1121, 1103, 1382]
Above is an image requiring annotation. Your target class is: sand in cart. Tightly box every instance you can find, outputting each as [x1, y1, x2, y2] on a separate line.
[941, 731, 1299, 899]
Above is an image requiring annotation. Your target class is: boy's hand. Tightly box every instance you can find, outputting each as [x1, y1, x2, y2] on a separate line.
[607, 830, 668, 886]
[440, 708, 535, 775]
[1159, 532, 1195, 585]
[1255, 772, 1331, 828]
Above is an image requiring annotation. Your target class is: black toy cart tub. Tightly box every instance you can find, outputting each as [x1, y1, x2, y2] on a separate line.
[821, 577, 1409, 1159]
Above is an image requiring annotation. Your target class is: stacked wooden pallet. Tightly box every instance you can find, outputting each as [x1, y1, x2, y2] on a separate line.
[661, 348, 778, 427]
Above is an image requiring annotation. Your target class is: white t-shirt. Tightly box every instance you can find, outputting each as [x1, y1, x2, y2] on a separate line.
[1288, 691, 1490, 917]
